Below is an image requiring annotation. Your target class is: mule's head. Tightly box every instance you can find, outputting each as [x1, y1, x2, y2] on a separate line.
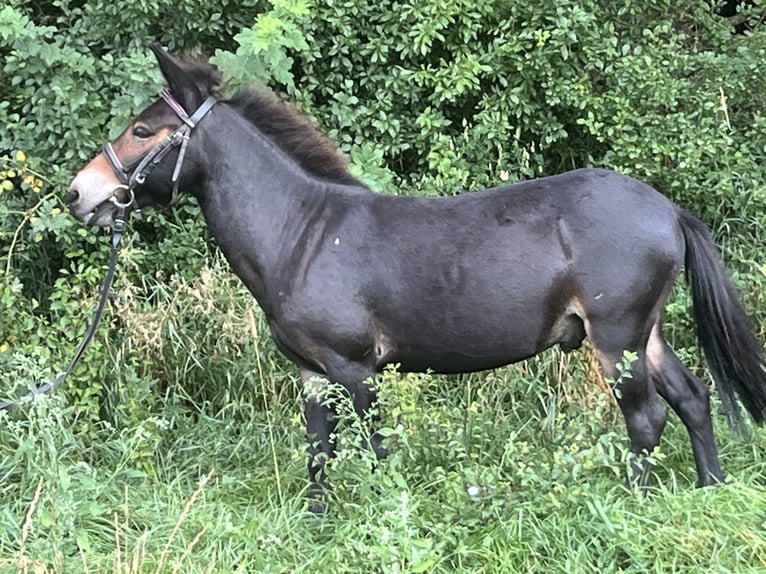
[67, 44, 221, 226]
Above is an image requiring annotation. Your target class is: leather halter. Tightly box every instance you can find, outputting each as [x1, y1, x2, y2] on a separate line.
[102, 88, 217, 207]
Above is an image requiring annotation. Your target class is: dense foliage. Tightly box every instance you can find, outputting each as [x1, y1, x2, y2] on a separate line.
[1, 0, 765, 571]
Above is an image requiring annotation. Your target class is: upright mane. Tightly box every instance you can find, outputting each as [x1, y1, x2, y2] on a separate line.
[228, 88, 363, 186]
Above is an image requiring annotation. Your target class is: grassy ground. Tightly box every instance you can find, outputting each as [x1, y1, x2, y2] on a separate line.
[1, 264, 765, 573]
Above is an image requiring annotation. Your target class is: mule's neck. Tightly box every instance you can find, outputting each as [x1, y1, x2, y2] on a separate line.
[185, 102, 366, 313]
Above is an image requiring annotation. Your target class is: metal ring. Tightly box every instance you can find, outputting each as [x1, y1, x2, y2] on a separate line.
[109, 185, 135, 209]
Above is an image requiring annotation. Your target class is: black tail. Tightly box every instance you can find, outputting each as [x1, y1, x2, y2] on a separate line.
[679, 209, 766, 429]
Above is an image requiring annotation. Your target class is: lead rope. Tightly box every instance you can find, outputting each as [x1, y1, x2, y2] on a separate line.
[0, 206, 128, 411]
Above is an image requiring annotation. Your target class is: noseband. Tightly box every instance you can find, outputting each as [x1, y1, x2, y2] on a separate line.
[102, 88, 217, 208]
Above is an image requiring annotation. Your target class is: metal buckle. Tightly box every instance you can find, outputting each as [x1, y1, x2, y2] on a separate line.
[110, 185, 136, 209]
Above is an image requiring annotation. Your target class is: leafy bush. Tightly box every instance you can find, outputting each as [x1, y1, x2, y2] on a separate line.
[2, 1, 766, 569]
[172, 0, 766, 213]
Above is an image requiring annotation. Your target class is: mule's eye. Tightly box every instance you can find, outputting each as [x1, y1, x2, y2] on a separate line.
[132, 125, 153, 139]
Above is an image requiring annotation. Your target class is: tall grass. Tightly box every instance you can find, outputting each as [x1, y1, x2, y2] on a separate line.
[1, 259, 765, 573]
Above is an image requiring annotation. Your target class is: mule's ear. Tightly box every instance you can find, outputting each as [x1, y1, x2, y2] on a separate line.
[151, 43, 190, 93]
[150, 42, 207, 112]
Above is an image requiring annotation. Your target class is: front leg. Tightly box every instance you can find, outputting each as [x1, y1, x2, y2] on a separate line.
[302, 369, 337, 514]
[351, 381, 389, 460]
[301, 361, 384, 513]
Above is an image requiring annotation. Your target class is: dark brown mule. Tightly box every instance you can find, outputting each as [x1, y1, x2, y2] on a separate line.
[68, 45, 766, 512]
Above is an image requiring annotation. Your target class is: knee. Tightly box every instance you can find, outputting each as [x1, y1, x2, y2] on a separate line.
[648, 399, 668, 433]
[636, 400, 668, 449]
[352, 382, 378, 416]
[679, 382, 713, 424]
[691, 380, 711, 403]
[369, 431, 389, 459]
[620, 391, 667, 449]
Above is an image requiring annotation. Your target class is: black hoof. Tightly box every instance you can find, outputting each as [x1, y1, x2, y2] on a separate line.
[307, 484, 330, 515]
[308, 497, 328, 515]
[697, 472, 725, 488]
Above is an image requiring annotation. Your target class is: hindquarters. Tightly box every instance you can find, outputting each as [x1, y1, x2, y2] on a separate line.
[560, 179, 688, 484]
[562, 172, 685, 369]
[573, 196, 766, 487]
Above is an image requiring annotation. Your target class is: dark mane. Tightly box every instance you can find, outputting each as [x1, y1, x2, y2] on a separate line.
[163, 52, 356, 186]
[228, 88, 362, 186]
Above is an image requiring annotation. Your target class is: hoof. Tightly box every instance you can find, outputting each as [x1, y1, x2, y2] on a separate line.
[307, 497, 328, 515]
[697, 472, 725, 488]
[307, 484, 330, 515]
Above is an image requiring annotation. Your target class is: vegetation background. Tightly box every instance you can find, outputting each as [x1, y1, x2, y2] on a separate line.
[1, 0, 766, 571]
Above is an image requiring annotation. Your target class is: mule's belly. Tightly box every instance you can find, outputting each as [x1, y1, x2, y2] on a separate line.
[395, 322, 585, 373]
[379, 301, 581, 374]
[393, 348, 537, 374]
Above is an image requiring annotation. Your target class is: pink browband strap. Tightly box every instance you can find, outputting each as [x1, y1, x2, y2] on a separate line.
[160, 88, 194, 127]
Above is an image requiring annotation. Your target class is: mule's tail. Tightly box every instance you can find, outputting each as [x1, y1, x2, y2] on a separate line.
[679, 208, 766, 429]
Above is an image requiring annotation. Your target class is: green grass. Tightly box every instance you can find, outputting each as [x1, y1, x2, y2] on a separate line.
[1, 265, 765, 573]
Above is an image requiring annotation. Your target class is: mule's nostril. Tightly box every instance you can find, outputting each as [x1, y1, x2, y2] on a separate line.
[66, 189, 79, 205]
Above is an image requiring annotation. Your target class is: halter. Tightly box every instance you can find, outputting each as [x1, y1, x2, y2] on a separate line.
[102, 88, 217, 208]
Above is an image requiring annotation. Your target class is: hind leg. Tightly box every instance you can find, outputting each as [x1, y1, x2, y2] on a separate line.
[350, 382, 389, 460]
[589, 323, 668, 487]
[606, 351, 668, 487]
[646, 324, 723, 486]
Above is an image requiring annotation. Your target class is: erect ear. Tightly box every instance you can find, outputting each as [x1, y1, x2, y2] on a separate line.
[150, 42, 219, 113]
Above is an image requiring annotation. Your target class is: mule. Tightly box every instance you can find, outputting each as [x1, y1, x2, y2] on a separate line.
[68, 45, 766, 511]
